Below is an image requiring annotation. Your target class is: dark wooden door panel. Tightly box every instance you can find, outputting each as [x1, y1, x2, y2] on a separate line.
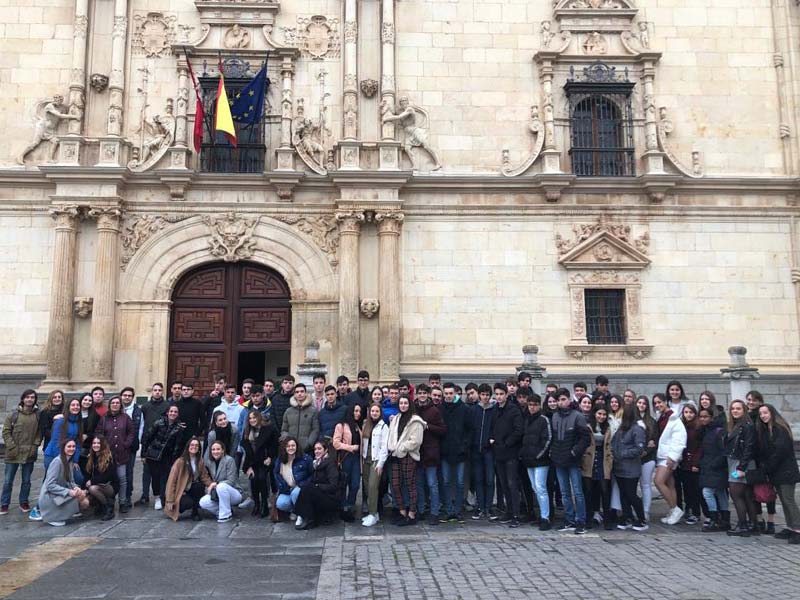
[241, 265, 290, 298]
[173, 266, 226, 299]
[172, 308, 225, 343]
[172, 352, 225, 394]
[238, 308, 290, 343]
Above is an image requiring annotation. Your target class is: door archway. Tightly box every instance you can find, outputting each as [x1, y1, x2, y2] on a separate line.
[168, 261, 291, 395]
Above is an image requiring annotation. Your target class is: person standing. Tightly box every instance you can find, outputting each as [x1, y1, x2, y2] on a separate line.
[271, 376, 296, 430]
[137, 382, 172, 506]
[677, 403, 703, 525]
[120, 387, 143, 511]
[520, 393, 552, 530]
[319, 385, 347, 440]
[242, 410, 279, 518]
[212, 384, 247, 471]
[698, 407, 730, 532]
[141, 405, 185, 510]
[653, 393, 687, 525]
[747, 390, 776, 533]
[469, 384, 496, 521]
[489, 383, 524, 528]
[386, 397, 425, 526]
[550, 387, 591, 534]
[414, 384, 445, 525]
[345, 370, 372, 410]
[439, 382, 471, 523]
[310, 373, 327, 411]
[582, 405, 612, 530]
[201, 374, 227, 433]
[281, 384, 320, 454]
[725, 399, 758, 536]
[361, 403, 389, 527]
[636, 395, 658, 521]
[333, 404, 364, 522]
[611, 403, 648, 531]
[38, 390, 64, 457]
[1, 390, 41, 515]
[175, 382, 204, 442]
[95, 396, 135, 513]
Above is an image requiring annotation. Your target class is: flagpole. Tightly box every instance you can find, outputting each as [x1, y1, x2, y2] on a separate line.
[183, 49, 215, 156]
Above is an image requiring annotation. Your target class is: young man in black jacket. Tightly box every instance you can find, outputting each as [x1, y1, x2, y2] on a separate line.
[551, 388, 591, 534]
[136, 382, 172, 506]
[489, 382, 524, 528]
[439, 383, 471, 523]
[520, 392, 553, 530]
[271, 375, 295, 430]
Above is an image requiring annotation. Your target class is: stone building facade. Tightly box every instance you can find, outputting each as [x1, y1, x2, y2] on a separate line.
[1, 0, 800, 427]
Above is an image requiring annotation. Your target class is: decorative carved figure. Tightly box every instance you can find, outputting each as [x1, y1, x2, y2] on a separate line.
[224, 24, 251, 49]
[305, 16, 333, 59]
[120, 214, 189, 269]
[360, 298, 380, 319]
[657, 107, 704, 178]
[638, 22, 650, 48]
[281, 16, 341, 60]
[583, 32, 608, 55]
[381, 96, 442, 171]
[274, 214, 340, 265]
[132, 12, 177, 58]
[17, 95, 79, 165]
[540, 21, 554, 48]
[89, 74, 109, 93]
[292, 99, 326, 175]
[204, 213, 259, 263]
[556, 214, 650, 257]
[73, 297, 93, 318]
[127, 100, 175, 172]
[360, 79, 379, 98]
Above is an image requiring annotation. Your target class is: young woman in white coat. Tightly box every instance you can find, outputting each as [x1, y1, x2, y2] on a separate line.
[386, 397, 425, 526]
[361, 403, 389, 526]
[653, 393, 687, 525]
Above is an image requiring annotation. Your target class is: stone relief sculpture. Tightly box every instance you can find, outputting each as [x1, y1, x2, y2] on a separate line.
[132, 12, 177, 58]
[359, 298, 380, 319]
[73, 298, 93, 318]
[89, 74, 109, 93]
[17, 95, 79, 165]
[381, 96, 442, 171]
[223, 24, 251, 49]
[292, 99, 327, 175]
[555, 214, 650, 257]
[280, 16, 341, 60]
[657, 107, 704, 178]
[562, 0, 625, 7]
[120, 214, 190, 269]
[274, 214, 340, 266]
[204, 213, 259, 263]
[127, 100, 175, 172]
[502, 105, 545, 177]
[360, 79, 379, 98]
[583, 32, 608, 55]
[540, 21, 554, 48]
[621, 22, 651, 54]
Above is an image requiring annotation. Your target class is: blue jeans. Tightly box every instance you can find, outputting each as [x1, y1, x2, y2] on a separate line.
[125, 453, 137, 502]
[556, 466, 586, 526]
[702, 487, 729, 512]
[440, 461, 465, 516]
[527, 466, 550, 521]
[471, 450, 495, 514]
[2, 462, 34, 506]
[340, 453, 361, 510]
[416, 464, 441, 516]
[276, 486, 302, 512]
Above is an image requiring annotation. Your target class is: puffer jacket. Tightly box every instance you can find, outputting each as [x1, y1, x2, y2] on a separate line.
[440, 400, 471, 462]
[550, 408, 590, 468]
[96, 412, 135, 465]
[519, 412, 551, 468]
[417, 402, 446, 467]
[699, 414, 728, 489]
[2, 407, 41, 464]
[319, 401, 347, 439]
[273, 453, 313, 494]
[491, 401, 524, 462]
[141, 417, 183, 463]
[756, 425, 800, 486]
[724, 420, 755, 473]
[611, 424, 646, 479]
[280, 396, 320, 454]
[302, 454, 341, 498]
[656, 412, 687, 464]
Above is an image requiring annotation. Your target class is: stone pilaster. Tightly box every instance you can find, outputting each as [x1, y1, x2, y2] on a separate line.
[641, 60, 665, 174]
[375, 210, 403, 382]
[106, 0, 128, 137]
[43, 205, 81, 386]
[343, 0, 359, 140]
[335, 210, 365, 378]
[380, 0, 396, 141]
[720, 346, 760, 402]
[276, 58, 296, 171]
[88, 206, 122, 383]
[536, 57, 562, 174]
[68, 0, 89, 136]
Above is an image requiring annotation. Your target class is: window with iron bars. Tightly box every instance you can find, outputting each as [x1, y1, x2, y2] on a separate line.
[569, 95, 635, 177]
[198, 77, 266, 173]
[585, 289, 627, 345]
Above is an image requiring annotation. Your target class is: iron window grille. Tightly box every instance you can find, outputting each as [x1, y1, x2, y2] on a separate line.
[565, 62, 636, 177]
[585, 289, 627, 345]
[198, 58, 266, 174]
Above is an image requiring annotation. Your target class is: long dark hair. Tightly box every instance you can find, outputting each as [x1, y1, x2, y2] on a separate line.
[86, 435, 113, 474]
[727, 399, 751, 433]
[278, 436, 299, 464]
[60, 398, 84, 446]
[591, 405, 608, 434]
[179, 436, 204, 477]
[620, 402, 637, 432]
[756, 403, 794, 445]
[666, 380, 687, 400]
[59, 438, 76, 481]
[243, 409, 264, 440]
[343, 403, 363, 435]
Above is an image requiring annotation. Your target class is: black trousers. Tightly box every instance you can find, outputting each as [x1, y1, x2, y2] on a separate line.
[495, 458, 521, 518]
[179, 482, 205, 514]
[675, 470, 702, 517]
[147, 459, 171, 499]
[583, 477, 611, 517]
[617, 476, 645, 523]
[295, 486, 339, 522]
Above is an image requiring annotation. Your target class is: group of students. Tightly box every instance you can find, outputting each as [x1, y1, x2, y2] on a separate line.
[2, 372, 799, 542]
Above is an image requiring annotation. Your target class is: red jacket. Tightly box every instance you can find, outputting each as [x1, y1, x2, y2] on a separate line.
[416, 402, 446, 467]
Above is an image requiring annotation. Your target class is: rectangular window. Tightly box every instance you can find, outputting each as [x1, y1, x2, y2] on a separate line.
[198, 77, 266, 173]
[585, 289, 626, 344]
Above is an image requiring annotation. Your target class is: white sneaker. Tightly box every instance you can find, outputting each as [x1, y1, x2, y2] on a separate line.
[289, 512, 297, 521]
[660, 515, 670, 524]
[666, 507, 684, 525]
[217, 515, 232, 523]
[48, 521, 66, 527]
[362, 514, 379, 527]
[295, 516, 305, 528]
[154, 499, 163, 511]
[238, 498, 254, 510]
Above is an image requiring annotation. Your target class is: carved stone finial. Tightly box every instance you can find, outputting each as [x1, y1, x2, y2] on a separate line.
[359, 298, 380, 319]
[73, 297, 93, 318]
[360, 79, 379, 98]
[204, 213, 259, 262]
[89, 74, 109, 93]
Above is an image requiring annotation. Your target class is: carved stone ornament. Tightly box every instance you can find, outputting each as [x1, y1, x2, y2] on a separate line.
[204, 213, 259, 263]
[292, 98, 327, 175]
[583, 32, 608, 55]
[559, 0, 629, 8]
[274, 214, 340, 266]
[657, 107, 704, 178]
[343, 20, 358, 44]
[132, 12, 177, 58]
[73, 297, 93, 319]
[127, 98, 175, 173]
[281, 16, 341, 60]
[120, 214, 191, 270]
[17, 95, 79, 165]
[381, 22, 395, 44]
[223, 24, 251, 49]
[555, 214, 649, 257]
[89, 73, 109, 93]
[359, 298, 380, 319]
[360, 79, 379, 98]
[502, 104, 544, 177]
[381, 96, 442, 172]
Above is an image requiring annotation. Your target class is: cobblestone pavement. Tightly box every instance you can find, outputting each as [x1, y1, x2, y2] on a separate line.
[1, 461, 799, 599]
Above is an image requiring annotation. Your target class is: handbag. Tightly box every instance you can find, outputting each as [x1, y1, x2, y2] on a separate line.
[745, 467, 767, 485]
[753, 482, 777, 503]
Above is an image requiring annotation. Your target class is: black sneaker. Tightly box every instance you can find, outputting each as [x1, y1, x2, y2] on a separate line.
[448, 514, 459, 523]
[766, 522, 775, 535]
[557, 522, 576, 532]
[508, 518, 521, 528]
[488, 512, 501, 522]
[471, 510, 484, 521]
[775, 528, 793, 540]
[455, 513, 465, 524]
[134, 497, 149, 507]
[574, 524, 586, 535]
[428, 515, 440, 526]
[539, 518, 552, 531]
[499, 514, 513, 524]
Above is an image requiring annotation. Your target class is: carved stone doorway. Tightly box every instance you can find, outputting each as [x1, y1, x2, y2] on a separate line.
[168, 261, 291, 395]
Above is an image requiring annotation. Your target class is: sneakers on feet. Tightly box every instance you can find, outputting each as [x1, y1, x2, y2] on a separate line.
[632, 521, 649, 532]
[19, 503, 31, 513]
[539, 518, 552, 531]
[665, 507, 685, 525]
[499, 514, 513, 524]
[617, 520, 633, 530]
[574, 524, 586, 535]
[508, 518, 521, 528]
[557, 522, 576, 532]
[134, 496, 149, 507]
[455, 514, 465, 524]
[154, 498, 163, 511]
[0, 505, 8, 515]
[472, 510, 484, 521]
[362, 514, 379, 527]
[295, 516, 305, 528]
[28, 507, 42, 521]
[217, 515, 232, 523]
[685, 515, 699, 525]
[48, 521, 66, 527]
[428, 515, 440, 526]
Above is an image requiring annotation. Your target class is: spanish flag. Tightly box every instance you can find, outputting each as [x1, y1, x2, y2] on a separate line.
[214, 72, 237, 147]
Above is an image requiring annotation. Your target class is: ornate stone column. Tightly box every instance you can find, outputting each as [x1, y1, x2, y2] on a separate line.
[375, 210, 403, 382]
[58, 0, 90, 164]
[720, 346, 760, 402]
[88, 206, 122, 382]
[275, 58, 296, 171]
[343, 0, 359, 140]
[175, 64, 189, 147]
[107, 0, 127, 137]
[641, 61, 665, 174]
[335, 210, 364, 378]
[537, 57, 562, 174]
[44, 205, 81, 386]
[380, 0, 396, 141]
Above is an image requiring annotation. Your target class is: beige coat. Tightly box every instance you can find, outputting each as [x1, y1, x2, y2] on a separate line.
[581, 426, 613, 480]
[386, 414, 426, 461]
[164, 457, 212, 521]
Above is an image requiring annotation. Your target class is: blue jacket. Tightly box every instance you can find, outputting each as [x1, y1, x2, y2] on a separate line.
[469, 402, 497, 453]
[382, 398, 400, 424]
[273, 453, 313, 495]
[44, 414, 81, 463]
[318, 401, 347, 439]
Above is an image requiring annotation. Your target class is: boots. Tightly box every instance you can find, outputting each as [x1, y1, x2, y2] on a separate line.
[702, 511, 719, 532]
[101, 502, 115, 521]
[719, 510, 731, 531]
[250, 488, 261, 517]
[260, 498, 270, 519]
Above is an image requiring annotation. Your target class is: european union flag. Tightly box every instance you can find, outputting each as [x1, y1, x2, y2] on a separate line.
[230, 64, 269, 125]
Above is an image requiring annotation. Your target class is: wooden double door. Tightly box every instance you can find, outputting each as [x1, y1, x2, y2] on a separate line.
[168, 262, 291, 395]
